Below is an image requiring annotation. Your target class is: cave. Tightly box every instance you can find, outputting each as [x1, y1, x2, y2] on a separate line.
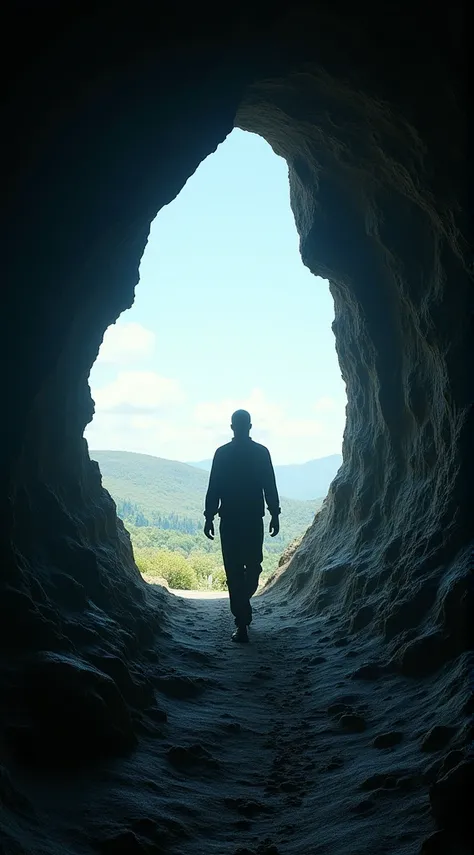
[2, 4, 472, 855]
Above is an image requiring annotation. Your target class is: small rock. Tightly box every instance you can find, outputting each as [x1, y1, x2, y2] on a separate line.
[328, 702, 351, 717]
[280, 781, 298, 792]
[373, 731, 403, 749]
[253, 670, 272, 680]
[223, 722, 241, 733]
[361, 773, 397, 791]
[224, 797, 273, 818]
[88, 654, 153, 706]
[99, 831, 144, 854]
[20, 652, 136, 766]
[351, 798, 375, 814]
[156, 675, 207, 699]
[132, 818, 157, 835]
[340, 713, 367, 733]
[333, 693, 360, 705]
[439, 749, 465, 778]
[350, 605, 374, 632]
[166, 744, 218, 770]
[421, 725, 456, 752]
[399, 631, 448, 678]
[396, 774, 416, 791]
[351, 663, 385, 680]
[146, 706, 168, 723]
[422, 757, 444, 784]
[325, 757, 344, 771]
[256, 840, 280, 854]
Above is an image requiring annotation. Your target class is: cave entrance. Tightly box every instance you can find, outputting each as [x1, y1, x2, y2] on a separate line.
[85, 129, 347, 596]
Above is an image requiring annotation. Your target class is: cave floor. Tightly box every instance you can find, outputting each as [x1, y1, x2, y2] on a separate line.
[14, 588, 439, 855]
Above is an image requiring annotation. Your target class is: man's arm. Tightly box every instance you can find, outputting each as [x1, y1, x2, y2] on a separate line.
[262, 448, 281, 535]
[203, 451, 220, 539]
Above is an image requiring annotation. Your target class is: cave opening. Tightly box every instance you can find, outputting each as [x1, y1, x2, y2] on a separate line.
[3, 5, 472, 854]
[85, 128, 347, 597]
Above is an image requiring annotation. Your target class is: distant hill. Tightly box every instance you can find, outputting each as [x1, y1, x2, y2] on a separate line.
[90, 451, 324, 535]
[91, 451, 209, 519]
[188, 453, 342, 500]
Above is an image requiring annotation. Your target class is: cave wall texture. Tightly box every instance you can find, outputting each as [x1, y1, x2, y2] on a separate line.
[1, 0, 472, 847]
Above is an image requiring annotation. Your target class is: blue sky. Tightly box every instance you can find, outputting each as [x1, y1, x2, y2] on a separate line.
[85, 129, 346, 465]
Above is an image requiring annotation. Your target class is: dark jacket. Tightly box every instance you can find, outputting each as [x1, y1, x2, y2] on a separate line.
[204, 437, 280, 520]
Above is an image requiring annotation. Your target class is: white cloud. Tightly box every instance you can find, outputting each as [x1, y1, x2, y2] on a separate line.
[313, 396, 338, 412]
[96, 322, 156, 365]
[86, 385, 346, 464]
[194, 388, 281, 432]
[92, 371, 185, 414]
[192, 388, 341, 462]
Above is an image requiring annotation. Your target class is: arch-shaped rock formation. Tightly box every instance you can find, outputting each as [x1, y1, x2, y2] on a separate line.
[2, 3, 472, 853]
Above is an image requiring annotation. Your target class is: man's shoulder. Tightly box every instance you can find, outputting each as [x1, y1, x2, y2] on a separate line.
[214, 440, 271, 458]
[214, 442, 233, 456]
[251, 441, 271, 457]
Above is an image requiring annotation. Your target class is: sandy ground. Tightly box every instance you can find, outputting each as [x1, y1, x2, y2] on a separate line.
[11, 585, 450, 854]
[170, 588, 230, 599]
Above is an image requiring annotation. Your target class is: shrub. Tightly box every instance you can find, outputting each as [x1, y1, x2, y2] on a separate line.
[209, 566, 227, 591]
[188, 553, 220, 579]
[166, 562, 199, 590]
[134, 548, 159, 577]
[135, 548, 198, 589]
[135, 546, 232, 591]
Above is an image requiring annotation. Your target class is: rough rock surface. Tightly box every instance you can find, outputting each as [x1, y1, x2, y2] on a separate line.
[1, 2, 472, 853]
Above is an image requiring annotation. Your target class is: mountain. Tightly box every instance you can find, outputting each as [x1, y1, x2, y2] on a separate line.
[91, 451, 209, 519]
[190, 459, 214, 471]
[187, 453, 342, 500]
[90, 450, 324, 531]
[274, 454, 342, 499]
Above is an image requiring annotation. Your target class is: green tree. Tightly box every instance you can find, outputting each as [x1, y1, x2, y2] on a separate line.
[134, 548, 198, 589]
[207, 566, 227, 590]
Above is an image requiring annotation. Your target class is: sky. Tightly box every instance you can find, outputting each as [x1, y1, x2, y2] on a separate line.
[85, 129, 347, 465]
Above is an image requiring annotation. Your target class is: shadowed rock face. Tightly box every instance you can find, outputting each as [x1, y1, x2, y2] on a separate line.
[1, 2, 471, 851]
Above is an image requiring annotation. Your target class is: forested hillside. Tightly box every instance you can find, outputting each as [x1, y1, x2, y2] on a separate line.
[92, 451, 209, 518]
[91, 450, 324, 589]
[189, 453, 342, 499]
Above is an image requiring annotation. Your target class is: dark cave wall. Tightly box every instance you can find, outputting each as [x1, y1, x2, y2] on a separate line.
[2, 8, 255, 662]
[1, 0, 472, 834]
[238, 65, 473, 675]
[2, 4, 261, 771]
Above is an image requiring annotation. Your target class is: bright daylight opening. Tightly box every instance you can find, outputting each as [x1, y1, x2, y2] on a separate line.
[85, 129, 347, 597]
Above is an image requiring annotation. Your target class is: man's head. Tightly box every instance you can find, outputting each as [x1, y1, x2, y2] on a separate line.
[231, 409, 252, 438]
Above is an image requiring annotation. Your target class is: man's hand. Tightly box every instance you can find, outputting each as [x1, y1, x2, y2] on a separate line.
[269, 515, 280, 537]
[204, 519, 215, 540]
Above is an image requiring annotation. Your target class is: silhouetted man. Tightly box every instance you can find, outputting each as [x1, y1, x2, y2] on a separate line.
[203, 410, 281, 643]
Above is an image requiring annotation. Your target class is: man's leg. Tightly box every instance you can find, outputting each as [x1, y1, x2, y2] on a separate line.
[225, 561, 252, 627]
[241, 563, 261, 626]
[245, 564, 262, 599]
[220, 519, 252, 629]
[241, 517, 264, 624]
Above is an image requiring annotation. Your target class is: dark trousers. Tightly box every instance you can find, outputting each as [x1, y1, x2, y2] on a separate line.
[219, 515, 264, 627]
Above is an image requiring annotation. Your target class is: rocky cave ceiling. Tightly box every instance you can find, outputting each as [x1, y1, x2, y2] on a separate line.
[1, 3, 472, 854]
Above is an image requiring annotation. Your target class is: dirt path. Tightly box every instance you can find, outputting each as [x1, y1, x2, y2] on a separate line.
[138, 590, 434, 854]
[18, 588, 439, 854]
[168, 588, 229, 599]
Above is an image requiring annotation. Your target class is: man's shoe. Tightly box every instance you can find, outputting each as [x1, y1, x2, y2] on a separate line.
[231, 626, 249, 643]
